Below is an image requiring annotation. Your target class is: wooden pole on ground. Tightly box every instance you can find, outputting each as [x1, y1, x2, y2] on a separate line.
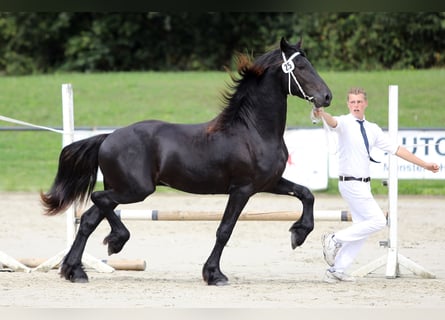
[20, 258, 146, 271]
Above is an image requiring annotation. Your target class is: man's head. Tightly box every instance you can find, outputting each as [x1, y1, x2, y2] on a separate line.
[347, 87, 368, 120]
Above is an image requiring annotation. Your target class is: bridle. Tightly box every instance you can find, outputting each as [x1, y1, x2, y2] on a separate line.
[281, 51, 314, 102]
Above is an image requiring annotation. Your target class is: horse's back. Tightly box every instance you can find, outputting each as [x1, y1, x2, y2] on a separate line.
[97, 118, 287, 195]
[97, 119, 229, 193]
[100, 119, 206, 152]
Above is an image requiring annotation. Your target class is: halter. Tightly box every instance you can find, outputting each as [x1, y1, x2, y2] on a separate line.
[281, 51, 314, 102]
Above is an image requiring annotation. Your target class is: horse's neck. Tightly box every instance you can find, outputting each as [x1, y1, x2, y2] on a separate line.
[216, 73, 288, 138]
[247, 81, 288, 138]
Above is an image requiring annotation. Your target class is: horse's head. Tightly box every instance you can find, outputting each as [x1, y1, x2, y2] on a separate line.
[280, 38, 332, 108]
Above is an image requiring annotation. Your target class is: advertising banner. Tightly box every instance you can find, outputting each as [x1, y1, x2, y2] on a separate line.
[327, 129, 445, 179]
[282, 129, 329, 190]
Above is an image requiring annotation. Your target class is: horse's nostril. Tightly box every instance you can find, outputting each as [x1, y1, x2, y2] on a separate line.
[325, 93, 332, 104]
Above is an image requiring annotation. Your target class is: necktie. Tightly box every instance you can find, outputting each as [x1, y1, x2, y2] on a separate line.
[357, 120, 380, 163]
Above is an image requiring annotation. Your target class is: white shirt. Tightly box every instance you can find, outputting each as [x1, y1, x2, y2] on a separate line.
[332, 113, 399, 177]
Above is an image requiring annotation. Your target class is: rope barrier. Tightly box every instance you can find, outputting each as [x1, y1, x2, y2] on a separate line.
[1, 113, 441, 150]
[0, 115, 63, 134]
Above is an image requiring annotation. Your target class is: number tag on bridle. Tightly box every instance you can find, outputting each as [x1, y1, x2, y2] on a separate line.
[281, 60, 295, 73]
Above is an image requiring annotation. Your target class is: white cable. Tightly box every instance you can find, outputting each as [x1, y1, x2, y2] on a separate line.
[0, 114, 63, 134]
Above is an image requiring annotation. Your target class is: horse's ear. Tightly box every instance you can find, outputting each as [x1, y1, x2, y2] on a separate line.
[296, 37, 303, 48]
[280, 37, 290, 52]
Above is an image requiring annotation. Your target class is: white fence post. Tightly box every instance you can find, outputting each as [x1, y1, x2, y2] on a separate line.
[352, 85, 436, 279]
[61, 84, 76, 247]
[385, 85, 399, 278]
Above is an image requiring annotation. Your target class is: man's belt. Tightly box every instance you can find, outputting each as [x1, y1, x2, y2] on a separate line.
[339, 176, 371, 182]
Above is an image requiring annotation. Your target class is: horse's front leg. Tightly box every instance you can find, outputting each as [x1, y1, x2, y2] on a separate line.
[61, 204, 105, 283]
[202, 189, 251, 286]
[268, 177, 315, 249]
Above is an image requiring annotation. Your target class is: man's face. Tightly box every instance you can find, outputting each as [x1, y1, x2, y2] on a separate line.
[347, 93, 368, 119]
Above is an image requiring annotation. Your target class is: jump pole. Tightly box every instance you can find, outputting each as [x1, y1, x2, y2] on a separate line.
[352, 85, 435, 279]
[83, 209, 352, 222]
[19, 258, 146, 271]
[0, 251, 31, 272]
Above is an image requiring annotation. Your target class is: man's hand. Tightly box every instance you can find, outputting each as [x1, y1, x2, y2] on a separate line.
[425, 162, 440, 173]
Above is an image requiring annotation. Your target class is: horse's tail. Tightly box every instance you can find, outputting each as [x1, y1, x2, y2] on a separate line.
[40, 134, 109, 215]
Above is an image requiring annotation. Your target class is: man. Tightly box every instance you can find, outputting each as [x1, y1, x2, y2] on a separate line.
[314, 87, 439, 283]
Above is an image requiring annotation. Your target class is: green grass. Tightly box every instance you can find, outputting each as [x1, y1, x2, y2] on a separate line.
[0, 70, 444, 194]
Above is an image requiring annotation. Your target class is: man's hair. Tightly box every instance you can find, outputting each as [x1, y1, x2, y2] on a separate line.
[347, 87, 367, 101]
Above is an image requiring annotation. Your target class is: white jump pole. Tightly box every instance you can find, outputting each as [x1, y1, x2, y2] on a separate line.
[386, 85, 435, 279]
[352, 85, 435, 279]
[62, 84, 76, 246]
[35, 84, 114, 273]
[0, 251, 32, 272]
[385, 85, 400, 278]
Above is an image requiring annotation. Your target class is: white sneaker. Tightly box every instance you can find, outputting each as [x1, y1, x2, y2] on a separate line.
[324, 269, 355, 283]
[321, 232, 341, 266]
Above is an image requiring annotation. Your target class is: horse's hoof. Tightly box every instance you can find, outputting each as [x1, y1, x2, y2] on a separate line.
[71, 277, 89, 284]
[103, 232, 130, 255]
[202, 266, 229, 286]
[290, 231, 299, 249]
[67, 272, 89, 283]
[214, 279, 229, 286]
[60, 263, 89, 283]
[290, 228, 307, 249]
[206, 276, 229, 286]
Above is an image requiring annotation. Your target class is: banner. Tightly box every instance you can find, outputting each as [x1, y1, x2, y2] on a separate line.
[282, 129, 329, 190]
[328, 129, 445, 179]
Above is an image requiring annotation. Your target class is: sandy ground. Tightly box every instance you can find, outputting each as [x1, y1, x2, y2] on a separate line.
[0, 192, 444, 310]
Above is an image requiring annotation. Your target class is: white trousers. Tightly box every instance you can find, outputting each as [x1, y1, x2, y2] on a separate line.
[333, 180, 387, 272]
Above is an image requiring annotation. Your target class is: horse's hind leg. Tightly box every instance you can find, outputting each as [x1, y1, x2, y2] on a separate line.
[101, 210, 130, 255]
[268, 177, 315, 249]
[62, 186, 152, 283]
[98, 181, 130, 255]
[92, 187, 153, 256]
[61, 204, 106, 283]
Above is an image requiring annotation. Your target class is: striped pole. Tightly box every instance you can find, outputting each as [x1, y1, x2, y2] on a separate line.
[75, 209, 351, 222]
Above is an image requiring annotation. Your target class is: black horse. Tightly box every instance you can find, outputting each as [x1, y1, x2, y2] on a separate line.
[41, 38, 332, 285]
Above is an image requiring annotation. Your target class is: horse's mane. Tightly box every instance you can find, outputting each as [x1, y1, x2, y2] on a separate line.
[208, 48, 281, 132]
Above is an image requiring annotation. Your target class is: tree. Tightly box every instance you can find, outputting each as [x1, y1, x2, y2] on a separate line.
[0, 12, 444, 75]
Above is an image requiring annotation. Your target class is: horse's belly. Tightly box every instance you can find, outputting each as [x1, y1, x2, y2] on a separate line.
[158, 175, 229, 195]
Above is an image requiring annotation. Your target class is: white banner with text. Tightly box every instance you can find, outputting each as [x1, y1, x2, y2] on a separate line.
[284, 128, 445, 187]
